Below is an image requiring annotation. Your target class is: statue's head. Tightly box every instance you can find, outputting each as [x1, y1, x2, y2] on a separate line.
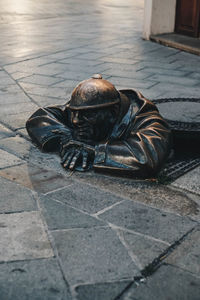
[69, 75, 120, 144]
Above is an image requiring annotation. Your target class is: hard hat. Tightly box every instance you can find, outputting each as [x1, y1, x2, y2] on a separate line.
[69, 74, 120, 110]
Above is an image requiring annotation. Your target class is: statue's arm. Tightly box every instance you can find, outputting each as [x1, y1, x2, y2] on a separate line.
[93, 112, 172, 177]
[26, 106, 72, 152]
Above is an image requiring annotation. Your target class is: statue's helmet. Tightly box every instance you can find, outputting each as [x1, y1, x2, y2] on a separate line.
[69, 74, 120, 110]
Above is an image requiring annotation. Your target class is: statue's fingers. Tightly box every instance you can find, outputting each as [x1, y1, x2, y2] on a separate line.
[63, 152, 75, 169]
[61, 150, 71, 164]
[82, 151, 89, 169]
[69, 151, 81, 170]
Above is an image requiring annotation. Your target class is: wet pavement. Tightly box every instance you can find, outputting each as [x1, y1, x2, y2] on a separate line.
[0, 0, 200, 299]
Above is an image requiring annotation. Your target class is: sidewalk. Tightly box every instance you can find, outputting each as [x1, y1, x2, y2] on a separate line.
[0, 0, 200, 299]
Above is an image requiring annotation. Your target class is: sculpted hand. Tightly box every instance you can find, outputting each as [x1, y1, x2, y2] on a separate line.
[60, 140, 95, 171]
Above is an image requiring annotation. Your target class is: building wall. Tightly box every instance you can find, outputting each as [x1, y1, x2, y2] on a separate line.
[143, 0, 177, 40]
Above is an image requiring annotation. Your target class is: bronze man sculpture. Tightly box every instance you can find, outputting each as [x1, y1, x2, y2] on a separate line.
[26, 74, 171, 178]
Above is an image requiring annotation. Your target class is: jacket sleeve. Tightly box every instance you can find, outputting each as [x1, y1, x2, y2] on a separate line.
[26, 105, 72, 152]
[93, 103, 172, 178]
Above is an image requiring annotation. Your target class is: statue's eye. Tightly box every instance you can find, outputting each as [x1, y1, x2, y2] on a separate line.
[84, 111, 96, 119]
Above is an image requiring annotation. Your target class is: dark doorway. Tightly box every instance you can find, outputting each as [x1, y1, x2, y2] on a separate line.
[175, 0, 200, 37]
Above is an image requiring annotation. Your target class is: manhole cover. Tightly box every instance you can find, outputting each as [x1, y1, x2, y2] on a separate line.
[153, 98, 200, 139]
[152, 98, 200, 182]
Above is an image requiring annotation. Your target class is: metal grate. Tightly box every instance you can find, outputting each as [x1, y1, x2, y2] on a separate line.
[152, 98, 200, 182]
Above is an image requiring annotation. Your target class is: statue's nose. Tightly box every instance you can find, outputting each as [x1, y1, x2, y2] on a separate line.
[72, 111, 83, 125]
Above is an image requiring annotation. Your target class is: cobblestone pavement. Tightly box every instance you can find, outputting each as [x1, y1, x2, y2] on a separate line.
[0, 0, 200, 299]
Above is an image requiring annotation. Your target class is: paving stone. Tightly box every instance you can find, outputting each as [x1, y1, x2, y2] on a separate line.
[172, 166, 200, 196]
[19, 82, 70, 99]
[44, 181, 125, 214]
[97, 200, 197, 244]
[18, 74, 63, 86]
[0, 91, 31, 104]
[15, 128, 30, 139]
[0, 149, 24, 169]
[149, 82, 200, 97]
[138, 67, 188, 77]
[0, 176, 37, 213]
[0, 124, 15, 139]
[0, 102, 38, 115]
[39, 196, 104, 230]
[0, 84, 25, 95]
[150, 74, 199, 86]
[0, 211, 53, 262]
[72, 173, 200, 217]
[58, 57, 104, 67]
[50, 78, 80, 89]
[75, 280, 132, 300]
[29, 94, 67, 106]
[11, 71, 34, 80]
[1, 111, 33, 130]
[0, 136, 32, 159]
[120, 264, 200, 300]
[166, 226, 200, 275]
[0, 163, 72, 194]
[114, 228, 168, 269]
[52, 227, 140, 286]
[107, 76, 157, 89]
[0, 258, 71, 300]
[55, 70, 102, 81]
[27, 146, 66, 173]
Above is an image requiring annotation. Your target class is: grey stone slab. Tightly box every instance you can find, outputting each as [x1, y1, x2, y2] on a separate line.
[0, 124, 15, 139]
[75, 280, 132, 300]
[15, 128, 30, 139]
[52, 227, 140, 285]
[119, 264, 200, 300]
[0, 84, 23, 95]
[1, 111, 33, 130]
[172, 166, 200, 196]
[71, 51, 105, 60]
[107, 76, 157, 89]
[0, 136, 32, 160]
[19, 82, 69, 98]
[0, 102, 38, 115]
[50, 78, 79, 89]
[98, 200, 197, 244]
[0, 176, 37, 213]
[138, 67, 188, 77]
[0, 163, 72, 194]
[166, 226, 200, 275]
[18, 74, 63, 86]
[55, 70, 101, 81]
[27, 146, 66, 173]
[0, 91, 31, 104]
[103, 70, 151, 81]
[115, 228, 168, 269]
[0, 258, 71, 300]
[99, 56, 139, 65]
[30, 94, 67, 106]
[0, 211, 53, 262]
[150, 82, 200, 97]
[11, 71, 34, 80]
[149, 74, 199, 86]
[58, 57, 104, 67]
[40, 196, 104, 230]
[0, 149, 24, 169]
[44, 181, 125, 214]
[72, 172, 200, 217]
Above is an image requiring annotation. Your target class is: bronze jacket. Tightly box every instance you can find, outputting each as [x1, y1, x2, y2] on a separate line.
[26, 89, 171, 177]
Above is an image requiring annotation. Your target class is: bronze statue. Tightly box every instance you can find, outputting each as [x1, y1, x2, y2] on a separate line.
[26, 74, 172, 178]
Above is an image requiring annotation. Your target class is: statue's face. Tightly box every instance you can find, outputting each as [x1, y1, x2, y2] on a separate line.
[70, 106, 118, 144]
